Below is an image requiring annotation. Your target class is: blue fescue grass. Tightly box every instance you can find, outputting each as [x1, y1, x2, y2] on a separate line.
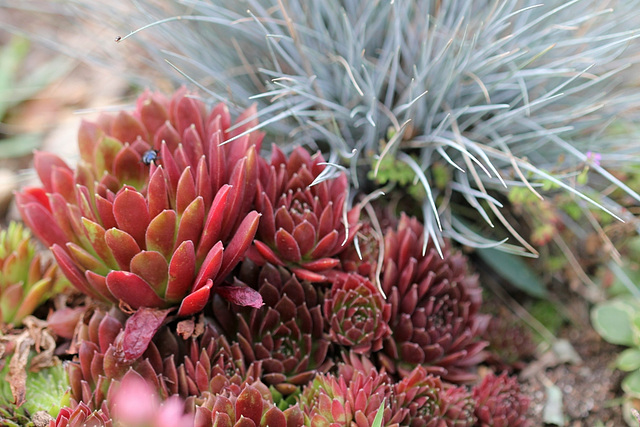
[4, 0, 640, 256]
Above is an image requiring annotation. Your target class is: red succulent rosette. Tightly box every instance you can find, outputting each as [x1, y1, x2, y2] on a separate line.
[395, 365, 477, 427]
[379, 214, 489, 383]
[251, 145, 360, 282]
[472, 372, 531, 427]
[16, 89, 265, 317]
[212, 262, 331, 395]
[49, 402, 112, 427]
[195, 381, 304, 427]
[323, 271, 391, 354]
[53, 370, 194, 427]
[67, 307, 260, 412]
[300, 357, 407, 427]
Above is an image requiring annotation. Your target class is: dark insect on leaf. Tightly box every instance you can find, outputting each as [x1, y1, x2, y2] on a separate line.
[141, 149, 159, 165]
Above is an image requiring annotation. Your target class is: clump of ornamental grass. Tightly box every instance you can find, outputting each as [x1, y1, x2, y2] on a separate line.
[15, 0, 640, 258]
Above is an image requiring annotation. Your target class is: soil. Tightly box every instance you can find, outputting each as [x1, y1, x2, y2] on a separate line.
[523, 325, 625, 426]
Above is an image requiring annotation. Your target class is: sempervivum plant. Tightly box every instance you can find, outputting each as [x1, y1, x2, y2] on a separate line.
[395, 365, 476, 427]
[482, 309, 537, 372]
[52, 370, 194, 427]
[472, 372, 531, 427]
[300, 359, 407, 427]
[251, 146, 360, 282]
[323, 272, 391, 355]
[50, 403, 112, 427]
[212, 262, 330, 395]
[66, 309, 162, 409]
[0, 221, 65, 326]
[16, 89, 263, 317]
[67, 307, 258, 410]
[195, 381, 304, 427]
[379, 214, 490, 383]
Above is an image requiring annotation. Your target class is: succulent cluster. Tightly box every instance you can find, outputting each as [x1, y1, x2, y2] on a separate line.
[2, 89, 533, 425]
[472, 373, 531, 427]
[0, 221, 66, 326]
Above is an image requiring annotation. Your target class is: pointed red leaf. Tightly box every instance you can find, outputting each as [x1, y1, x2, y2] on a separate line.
[208, 102, 231, 135]
[263, 407, 286, 427]
[105, 228, 141, 270]
[165, 240, 196, 302]
[67, 242, 105, 273]
[95, 194, 117, 230]
[176, 280, 212, 317]
[206, 129, 224, 191]
[94, 136, 123, 176]
[196, 184, 230, 261]
[138, 91, 169, 135]
[290, 267, 327, 283]
[292, 220, 316, 257]
[78, 119, 102, 163]
[16, 187, 50, 211]
[317, 202, 336, 238]
[33, 151, 72, 193]
[253, 240, 284, 266]
[195, 156, 213, 207]
[217, 211, 260, 283]
[113, 188, 149, 249]
[174, 94, 205, 139]
[47, 193, 76, 243]
[275, 228, 301, 263]
[212, 412, 233, 427]
[82, 218, 117, 269]
[85, 270, 115, 302]
[146, 209, 177, 260]
[174, 144, 191, 171]
[176, 167, 197, 214]
[51, 244, 99, 300]
[51, 166, 76, 203]
[154, 121, 181, 152]
[300, 257, 340, 271]
[130, 251, 169, 295]
[147, 167, 170, 219]
[193, 241, 223, 292]
[310, 230, 339, 259]
[75, 184, 96, 223]
[221, 157, 247, 238]
[175, 196, 204, 249]
[19, 201, 68, 248]
[236, 385, 263, 425]
[112, 111, 147, 144]
[182, 124, 204, 167]
[106, 270, 165, 309]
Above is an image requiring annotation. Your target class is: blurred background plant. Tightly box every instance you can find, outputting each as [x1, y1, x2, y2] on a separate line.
[0, 35, 72, 159]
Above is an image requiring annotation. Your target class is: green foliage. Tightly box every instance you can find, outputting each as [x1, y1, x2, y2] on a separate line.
[270, 385, 300, 411]
[528, 300, 564, 337]
[0, 359, 69, 426]
[368, 155, 426, 200]
[476, 247, 547, 298]
[591, 299, 640, 408]
[592, 299, 638, 346]
[371, 399, 385, 427]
